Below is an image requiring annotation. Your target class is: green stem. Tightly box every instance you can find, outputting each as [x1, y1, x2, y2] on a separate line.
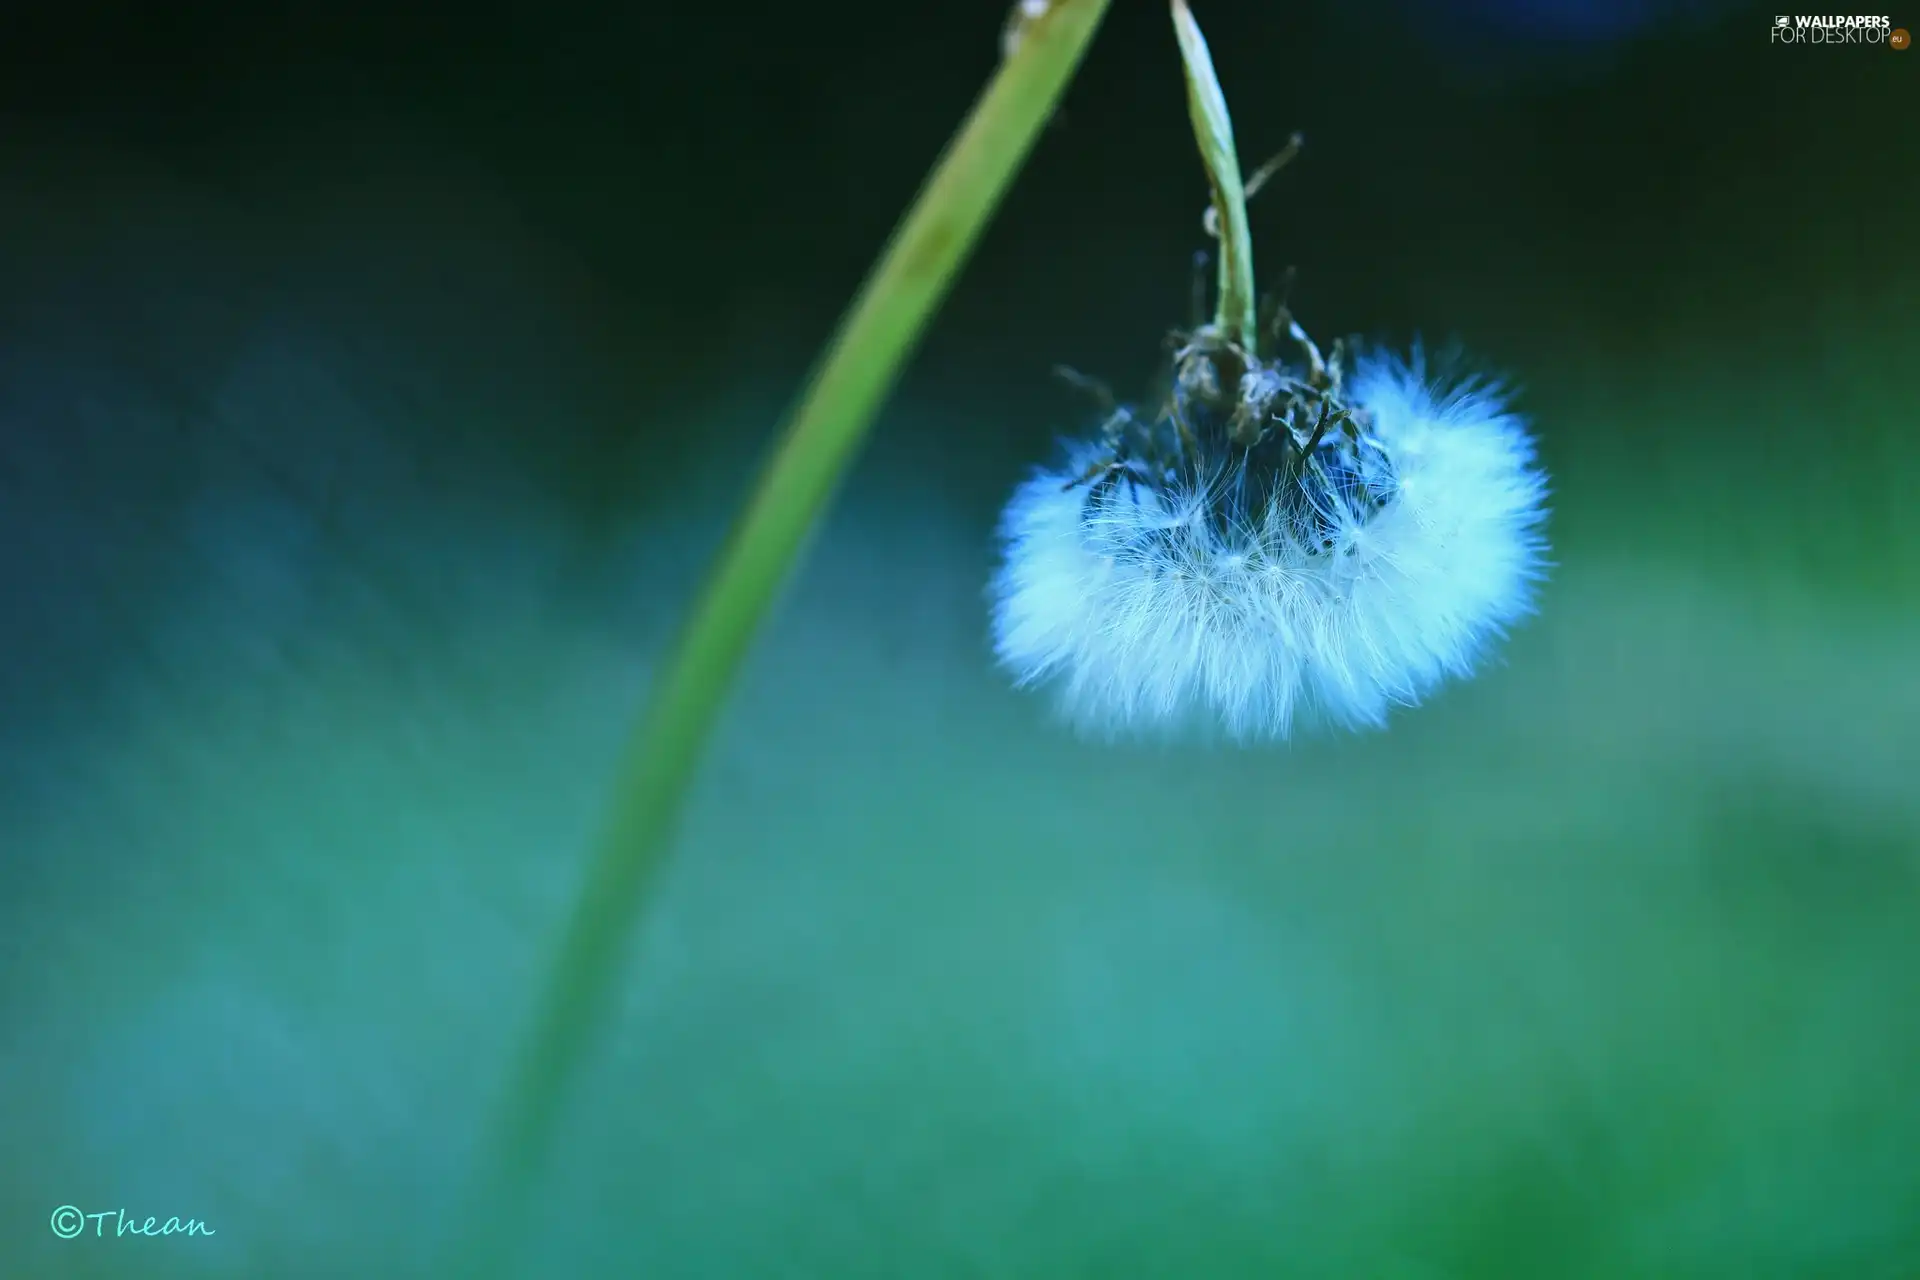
[1171, 0, 1257, 353]
[453, 1, 1111, 1271]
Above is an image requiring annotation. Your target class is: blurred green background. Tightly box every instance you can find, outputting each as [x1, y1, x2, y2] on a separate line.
[1, 1, 1914, 1276]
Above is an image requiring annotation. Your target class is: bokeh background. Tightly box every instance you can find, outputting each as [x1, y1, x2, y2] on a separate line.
[2, 0, 1915, 1275]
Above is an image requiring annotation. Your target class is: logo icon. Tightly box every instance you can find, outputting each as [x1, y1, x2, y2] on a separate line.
[1892, 26, 1911, 47]
[1775, 14, 1791, 24]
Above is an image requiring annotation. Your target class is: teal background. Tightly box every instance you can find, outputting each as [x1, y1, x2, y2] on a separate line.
[2, 2, 1915, 1275]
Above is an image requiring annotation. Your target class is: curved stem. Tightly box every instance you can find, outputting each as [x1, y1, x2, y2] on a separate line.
[451, 1, 1113, 1273]
[1171, 0, 1257, 354]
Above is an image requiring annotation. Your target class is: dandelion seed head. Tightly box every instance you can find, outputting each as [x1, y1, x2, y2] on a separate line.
[989, 338, 1550, 743]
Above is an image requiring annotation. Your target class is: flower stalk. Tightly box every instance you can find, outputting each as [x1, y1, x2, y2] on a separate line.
[1172, 0, 1257, 353]
[453, 2, 1112, 1272]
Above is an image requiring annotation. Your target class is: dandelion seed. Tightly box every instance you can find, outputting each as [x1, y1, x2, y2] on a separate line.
[987, 1, 1551, 744]
[990, 339, 1549, 742]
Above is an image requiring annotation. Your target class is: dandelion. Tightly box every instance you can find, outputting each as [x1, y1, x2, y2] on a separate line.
[988, 0, 1549, 742]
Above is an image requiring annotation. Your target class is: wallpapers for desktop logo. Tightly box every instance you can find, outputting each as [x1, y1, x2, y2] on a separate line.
[1771, 14, 1907, 46]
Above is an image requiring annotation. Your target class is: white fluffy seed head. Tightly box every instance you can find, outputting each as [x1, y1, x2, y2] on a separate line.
[989, 345, 1550, 742]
